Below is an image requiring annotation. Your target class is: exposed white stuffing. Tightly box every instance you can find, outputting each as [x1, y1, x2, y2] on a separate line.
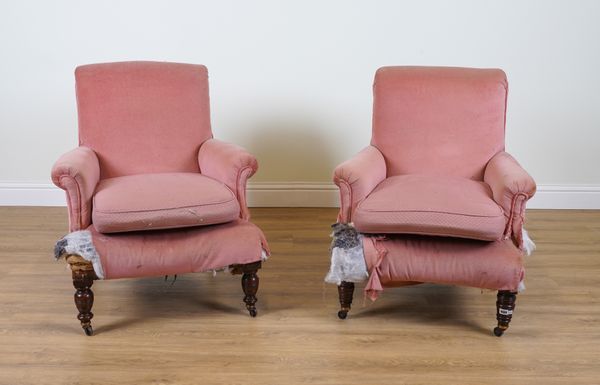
[54, 230, 105, 279]
[522, 228, 536, 256]
[325, 233, 369, 285]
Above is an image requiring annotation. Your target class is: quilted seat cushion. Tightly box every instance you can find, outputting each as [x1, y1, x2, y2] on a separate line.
[92, 173, 240, 233]
[353, 174, 506, 241]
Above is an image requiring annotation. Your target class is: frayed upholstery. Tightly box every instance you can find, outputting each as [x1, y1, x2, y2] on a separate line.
[522, 228, 536, 256]
[54, 230, 105, 279]
[209, 249, 269, 276]
[326, 223, 526, 301]
[324, 223, 369, 285]
[55, 231, 270, 281]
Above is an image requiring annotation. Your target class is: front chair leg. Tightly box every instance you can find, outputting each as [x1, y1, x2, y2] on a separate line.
[494, 290, 517, 337]
[231, 261, 261, 317]
[337, 281, 355, 319]
[72, 268, 96, 336]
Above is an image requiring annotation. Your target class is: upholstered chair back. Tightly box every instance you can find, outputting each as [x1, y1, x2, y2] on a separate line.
[371, 66, 507, 180]
[75, 61, 213, 179]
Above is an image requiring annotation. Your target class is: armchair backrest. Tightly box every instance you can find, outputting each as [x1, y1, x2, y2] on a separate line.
[371, 66, 507, 180]
[76, 61, 212, 179]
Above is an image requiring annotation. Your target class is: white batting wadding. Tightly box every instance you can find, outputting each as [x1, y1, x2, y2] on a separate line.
[522, 228, 536, 256]
[54, 230, 105, 279]
[324, 224, 369, 285]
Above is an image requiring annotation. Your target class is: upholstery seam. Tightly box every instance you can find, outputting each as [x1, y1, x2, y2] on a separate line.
[357, 228, 502, 241]
[505, 192, 529, 237]
[59, 175, 83, 230]
[98, 216, 240, 233]
[94, 198, 238, 214]
[336, 178, 353, 223]
[356, 208, 504, 218]
[236, 165, 254, 220]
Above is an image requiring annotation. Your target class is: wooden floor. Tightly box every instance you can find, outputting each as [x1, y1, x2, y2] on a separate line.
[0, 207, 599, 384]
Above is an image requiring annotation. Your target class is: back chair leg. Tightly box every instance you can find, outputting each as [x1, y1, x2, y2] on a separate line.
[231, 261, 261, 317]
[337, 281, 355, 319]
[494, 290, 517, 337]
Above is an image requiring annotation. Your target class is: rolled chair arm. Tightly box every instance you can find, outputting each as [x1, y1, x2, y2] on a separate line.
[51, 146, 100, 231]
[197, 138, 258, 220]
[334, 145, 387, 223]
[484, 151, 536, 248]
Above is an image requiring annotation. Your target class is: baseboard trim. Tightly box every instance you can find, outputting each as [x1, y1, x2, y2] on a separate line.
[0, 181, 599, 209]
[0, 182, 66, 206]
[246, 182, 339, 207]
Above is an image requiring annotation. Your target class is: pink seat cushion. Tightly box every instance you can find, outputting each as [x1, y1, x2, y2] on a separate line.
[353, 175, 506, 240]
[92, 173, 240, 233]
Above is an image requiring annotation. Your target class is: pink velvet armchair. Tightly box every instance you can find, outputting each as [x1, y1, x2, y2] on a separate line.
[327, 66, 536, 336]
[52, 61, 269, 335]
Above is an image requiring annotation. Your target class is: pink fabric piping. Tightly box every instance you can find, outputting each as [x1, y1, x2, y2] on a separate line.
[237, 166, 255, 220]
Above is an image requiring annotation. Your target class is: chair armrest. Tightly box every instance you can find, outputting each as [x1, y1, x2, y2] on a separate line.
[484, 151, 536, 247]
[197, 138, 258, 220]
[51, 146, 100, 231]
[334, 145, 387, 223]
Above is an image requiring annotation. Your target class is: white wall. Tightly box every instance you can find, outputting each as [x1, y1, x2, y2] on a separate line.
[1, 0, 599, 207]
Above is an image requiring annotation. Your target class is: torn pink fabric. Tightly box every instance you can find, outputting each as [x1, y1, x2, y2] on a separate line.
[363, 235, 524, 301]
[88, 219, 269, 279]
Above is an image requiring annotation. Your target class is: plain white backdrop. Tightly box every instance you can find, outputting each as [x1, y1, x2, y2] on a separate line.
[1, 0, 599, 207]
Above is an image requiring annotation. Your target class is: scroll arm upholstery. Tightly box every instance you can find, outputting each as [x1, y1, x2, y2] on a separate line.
[333, 145, 387, 223]
[51, 146, 100, 232]
[197, 138, 258, 220]
[484, 151, 536, 248]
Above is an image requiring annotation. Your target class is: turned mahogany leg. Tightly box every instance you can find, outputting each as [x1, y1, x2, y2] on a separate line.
[231, 261, 261, 317]
[72, 269, 95, 336]
[337, 281, 355, 319]
[494, 290, 517, 337]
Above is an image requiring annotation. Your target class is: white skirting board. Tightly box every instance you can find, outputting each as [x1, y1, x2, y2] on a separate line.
[0, 181, 599, 209]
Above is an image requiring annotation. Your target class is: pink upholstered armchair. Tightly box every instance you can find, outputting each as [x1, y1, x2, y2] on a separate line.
[327, 67, 536, 336]
[52, 61, 269, 335]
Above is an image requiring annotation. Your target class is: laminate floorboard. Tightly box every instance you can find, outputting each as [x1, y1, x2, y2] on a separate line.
[0, 207, 598, 384]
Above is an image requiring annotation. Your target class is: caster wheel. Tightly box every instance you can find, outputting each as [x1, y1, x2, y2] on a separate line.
[337, 310, 348, 320]
[83, 325, 94, 336]
[248, 309, 257, 317]
[493, 327, 504, 337]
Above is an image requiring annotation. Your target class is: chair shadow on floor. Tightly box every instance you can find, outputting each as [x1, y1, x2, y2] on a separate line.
[93, 274, 245, 334]
[351, 284, 492, 335]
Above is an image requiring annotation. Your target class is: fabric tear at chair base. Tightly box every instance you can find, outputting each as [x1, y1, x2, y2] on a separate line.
[54, 230, 105, 279]
[325, 223, 532, 300]
[324, 223, 369, 285]
[208, 250, 269, 276]
[54, 231, 270, 281]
